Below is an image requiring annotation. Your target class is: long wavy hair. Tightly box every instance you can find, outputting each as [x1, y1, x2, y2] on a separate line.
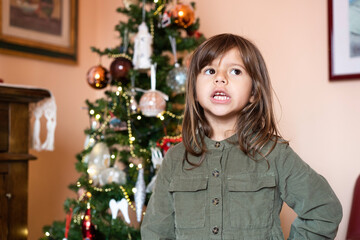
[182, 33, 286, 167]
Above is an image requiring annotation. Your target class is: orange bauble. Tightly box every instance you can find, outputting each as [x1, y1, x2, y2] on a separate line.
[171, 4, 195, 28]
[86, 65, 110, 89]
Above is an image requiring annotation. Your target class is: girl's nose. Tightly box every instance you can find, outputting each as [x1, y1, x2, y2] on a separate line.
[214, 74, 228, 85]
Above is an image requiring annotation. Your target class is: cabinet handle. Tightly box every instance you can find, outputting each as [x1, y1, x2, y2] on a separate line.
[5, 193, 12, 199]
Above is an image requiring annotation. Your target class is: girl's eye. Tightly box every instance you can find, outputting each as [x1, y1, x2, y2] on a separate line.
[204, 68, 215, 75]
[230, 69, 242, 75]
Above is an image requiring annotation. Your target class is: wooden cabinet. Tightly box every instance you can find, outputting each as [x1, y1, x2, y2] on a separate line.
[0, 85, 50, 240]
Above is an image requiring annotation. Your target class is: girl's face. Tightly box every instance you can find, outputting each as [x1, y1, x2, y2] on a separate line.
[195, 47, 253, 129]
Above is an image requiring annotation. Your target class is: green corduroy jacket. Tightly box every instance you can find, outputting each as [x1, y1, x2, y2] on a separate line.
[141, 135, 342, 240]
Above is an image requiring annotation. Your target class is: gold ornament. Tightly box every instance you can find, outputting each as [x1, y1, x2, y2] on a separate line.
[171, 3, 195, 28]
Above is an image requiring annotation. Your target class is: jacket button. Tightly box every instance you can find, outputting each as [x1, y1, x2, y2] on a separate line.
[212, 170, 220, 178]
[215, 142, 220, 148]
[212, 198, 219, 206]
[212, 226, 219, 234]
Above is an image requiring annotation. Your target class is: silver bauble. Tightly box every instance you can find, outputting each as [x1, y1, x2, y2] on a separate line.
[166, 63, 187, 95]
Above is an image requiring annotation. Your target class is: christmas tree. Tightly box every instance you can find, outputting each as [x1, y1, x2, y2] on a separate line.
[41, 0, 205, 239]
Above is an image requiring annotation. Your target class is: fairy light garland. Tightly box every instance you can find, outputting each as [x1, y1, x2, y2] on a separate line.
[158, 134, 182, 146]
[73, 213, 84, 224]
[122, 92, 137, 158]
[158, 110, 183, 120]
[150, 18, 154, 38]
[153, 3, 165, 16]
[108, 53, 132, 61]
[120, 185, 136, 211]
[78, 183, 143, 215]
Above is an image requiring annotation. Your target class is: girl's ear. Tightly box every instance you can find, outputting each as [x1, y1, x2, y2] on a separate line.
[249, 95, 255, 103]
[249, 90, 255, 103]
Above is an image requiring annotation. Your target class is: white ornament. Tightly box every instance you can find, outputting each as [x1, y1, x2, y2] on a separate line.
[132, 22, 152, 69]
[146, 147, 164, 193]
[151, 147, 163, 169]
[161, 12, 171, 28]
[31, 95, 57, 151]
[99, 167, 127, 186]
[86, 142, 110, 185]
[109, 198, 131, 224]
[135, 168, 146, 222]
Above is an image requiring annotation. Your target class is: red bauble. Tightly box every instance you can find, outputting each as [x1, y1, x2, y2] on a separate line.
[109, 56, 133, 85]
[86, 65, 110, 89]
[82, 208, 95, 240]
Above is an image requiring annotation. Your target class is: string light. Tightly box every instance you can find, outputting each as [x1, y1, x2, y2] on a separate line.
[89, 109, 95, 115]
[108, 53, 132, 61]
[150, 18, 154, 37]
[85, 177, 146, 215]
[123, 93, 137, 158]
[120, 186, 138, 212]
[160, 110, 184, 120]
[72, 213, 84, 224]
[78, 191, 86, 202]
[137, 115, 142, 120]
[153, 3, 165, 15]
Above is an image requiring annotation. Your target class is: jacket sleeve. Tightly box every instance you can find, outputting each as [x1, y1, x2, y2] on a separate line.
[276, 145, 343, 240]
[141, 150, 176, 240]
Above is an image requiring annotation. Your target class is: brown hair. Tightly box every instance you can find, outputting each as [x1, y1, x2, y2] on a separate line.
[182, 33, 286, 166]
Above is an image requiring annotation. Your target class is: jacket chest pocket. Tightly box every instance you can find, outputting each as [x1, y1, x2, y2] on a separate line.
[169, 176, 208, 229]
[227, 174, 276, 229]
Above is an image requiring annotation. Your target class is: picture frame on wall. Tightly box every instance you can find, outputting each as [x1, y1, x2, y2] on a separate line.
[328, 0, 360, 80]
[0, 0, 78, 64]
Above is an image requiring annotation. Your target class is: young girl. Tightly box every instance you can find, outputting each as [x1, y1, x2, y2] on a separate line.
[141, 34, 342, 240]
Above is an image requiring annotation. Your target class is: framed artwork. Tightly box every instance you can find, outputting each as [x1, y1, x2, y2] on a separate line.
[328, 0, 360, 80]
[0, 0, 78, 64]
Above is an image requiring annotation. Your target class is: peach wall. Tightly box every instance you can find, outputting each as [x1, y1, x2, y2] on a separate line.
[0, 1, 100, 239]
[193, 0, 360, 239]
[0, 0, 358, 239]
